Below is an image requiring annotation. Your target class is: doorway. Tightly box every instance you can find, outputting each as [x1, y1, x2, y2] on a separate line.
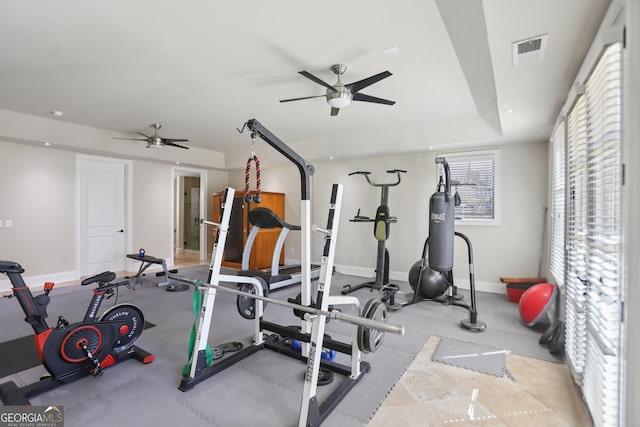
[172, 167, 207, 265]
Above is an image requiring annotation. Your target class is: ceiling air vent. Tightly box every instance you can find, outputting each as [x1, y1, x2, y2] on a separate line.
[512, 34, 548, 67]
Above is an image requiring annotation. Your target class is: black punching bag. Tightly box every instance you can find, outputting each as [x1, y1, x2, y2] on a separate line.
[428, 191, 455, 272]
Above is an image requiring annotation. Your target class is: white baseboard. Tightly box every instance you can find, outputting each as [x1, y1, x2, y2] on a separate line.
[0, 270, 77, 294]
[333, 264, 505, 296]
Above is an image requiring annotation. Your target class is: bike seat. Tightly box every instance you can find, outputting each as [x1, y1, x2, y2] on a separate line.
[81, 271, 116, 286]
[0, 260, 24, 274]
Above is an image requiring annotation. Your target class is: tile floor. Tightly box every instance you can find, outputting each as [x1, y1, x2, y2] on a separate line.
[368, 336, 592, 427]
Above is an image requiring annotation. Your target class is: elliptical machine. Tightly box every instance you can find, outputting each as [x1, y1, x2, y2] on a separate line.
[342, 169, 406, 298]
[0, 261, 154, 404]
[399, 158, 486, 332]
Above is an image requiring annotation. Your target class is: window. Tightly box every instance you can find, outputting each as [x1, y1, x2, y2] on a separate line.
[438, 150, 500, 225]
[555, 41, 623, 427]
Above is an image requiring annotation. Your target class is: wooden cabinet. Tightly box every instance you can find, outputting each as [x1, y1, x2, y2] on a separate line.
[211, 191, 285, 270]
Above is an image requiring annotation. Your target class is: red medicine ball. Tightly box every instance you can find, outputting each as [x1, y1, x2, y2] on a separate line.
[518, 283, 557, 326]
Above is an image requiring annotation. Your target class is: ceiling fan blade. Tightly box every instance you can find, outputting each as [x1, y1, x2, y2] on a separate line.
[161, 138, 189, 143]
[352, 92, 396, 105]
[113, 137, 148, 141]
[330, 107, 340, 117]
[136, 131, 151, 138]
[280, 95, 326, 103]
[346, 71, 392, 93]
[163, 141, 190, 149]
[299, 71, 338, 92]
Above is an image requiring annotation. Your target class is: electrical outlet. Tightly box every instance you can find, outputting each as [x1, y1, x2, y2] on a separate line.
[5, 219, 12, 228]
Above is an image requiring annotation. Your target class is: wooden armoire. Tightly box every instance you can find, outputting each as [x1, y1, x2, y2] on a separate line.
[211, 190, 285, 270]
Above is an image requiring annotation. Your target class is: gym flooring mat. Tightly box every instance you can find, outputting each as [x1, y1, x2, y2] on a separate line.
[0, 266, 560, 426]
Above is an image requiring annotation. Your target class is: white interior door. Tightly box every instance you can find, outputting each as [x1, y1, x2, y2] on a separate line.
[78, 156, 127, 276]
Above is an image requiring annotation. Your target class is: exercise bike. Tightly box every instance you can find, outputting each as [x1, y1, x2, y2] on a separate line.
[0, 260, 154, 405]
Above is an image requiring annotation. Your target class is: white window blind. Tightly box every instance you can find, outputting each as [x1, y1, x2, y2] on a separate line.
[440, 151, 497, 223]
[561, 42, 623, 427]
[582, 41, 623, 427]
[550, 123, 566, 287]
[566, 94, 588, 384]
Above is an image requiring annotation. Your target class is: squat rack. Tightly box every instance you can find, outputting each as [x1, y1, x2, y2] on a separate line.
[173, 119, 404, 427]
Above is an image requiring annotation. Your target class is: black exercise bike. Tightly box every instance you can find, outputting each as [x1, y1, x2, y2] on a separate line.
[0, 260, 153, 404]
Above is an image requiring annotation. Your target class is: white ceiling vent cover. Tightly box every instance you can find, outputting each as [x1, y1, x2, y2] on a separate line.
[512, 34, 548, 67]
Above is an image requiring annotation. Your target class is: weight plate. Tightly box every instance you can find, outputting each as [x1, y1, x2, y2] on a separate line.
[366, 300, 387, 353]
[211, 347, 224, 360]
[539, 323, 558, 347]
[357, 298, 387, 353]
[218, 342, 244, 353]
[302, 367, 334, 386]
[236, 282, 269, 319]
[548, 321, 565, 356]
[317, 367, 334, 386]
[236, 283, 256, 319]
[357, 298, 377, 353]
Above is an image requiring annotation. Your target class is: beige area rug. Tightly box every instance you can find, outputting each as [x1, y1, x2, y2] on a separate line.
[368, 336, 592, 427]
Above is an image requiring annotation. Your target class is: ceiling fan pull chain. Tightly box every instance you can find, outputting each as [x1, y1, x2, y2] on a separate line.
[244, 134, 262, 204]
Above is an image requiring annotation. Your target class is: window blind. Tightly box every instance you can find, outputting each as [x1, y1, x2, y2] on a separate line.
[581, 42, 623, 427]
[565, 94, 588, 384]
[562, 41, 623, 427]
[550, 123, 566, 287]
[444, 153, 495, 221]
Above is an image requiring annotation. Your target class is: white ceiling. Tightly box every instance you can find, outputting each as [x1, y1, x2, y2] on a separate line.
[0, 0, 610, 168]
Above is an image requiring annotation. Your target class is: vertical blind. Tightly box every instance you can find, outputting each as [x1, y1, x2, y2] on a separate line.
[559, 42, 623, 427]
[444, 153, 495, 221]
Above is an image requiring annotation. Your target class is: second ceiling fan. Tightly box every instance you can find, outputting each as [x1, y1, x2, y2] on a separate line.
[113, 123, 189, 149]
[280, 64, 395, 116]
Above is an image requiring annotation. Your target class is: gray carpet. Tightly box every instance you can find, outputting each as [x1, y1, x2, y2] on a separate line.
[0, 265, 559, 426]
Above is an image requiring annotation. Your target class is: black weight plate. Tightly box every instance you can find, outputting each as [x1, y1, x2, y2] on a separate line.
[302, 367, 334, 386]
[211, 347, 224, 360]
[236, 286, 255, 319]
[317, 367, 334, 386]
[548, 321, 565, 356]
[539, 322, 558, 347]
[218, 342, 244, 353]
[357, 298, 377, 353]
[236, 282, 269, 320]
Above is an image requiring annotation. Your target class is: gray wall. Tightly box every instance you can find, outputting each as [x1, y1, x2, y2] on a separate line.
[0, 141, 76, 277]
[0, 139, 228, 291]
[230, 140, 548, 293]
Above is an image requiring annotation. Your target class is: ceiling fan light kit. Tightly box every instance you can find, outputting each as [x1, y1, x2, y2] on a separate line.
[280, 63, 395, 116]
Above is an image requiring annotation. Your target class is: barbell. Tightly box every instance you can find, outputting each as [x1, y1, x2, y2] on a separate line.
[168, 274, 405, 336]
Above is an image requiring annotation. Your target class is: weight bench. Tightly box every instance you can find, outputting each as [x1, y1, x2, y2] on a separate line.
[126, 253, 178, 288]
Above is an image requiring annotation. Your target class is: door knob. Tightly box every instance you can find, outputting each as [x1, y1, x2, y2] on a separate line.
[117, 229, 124, 233]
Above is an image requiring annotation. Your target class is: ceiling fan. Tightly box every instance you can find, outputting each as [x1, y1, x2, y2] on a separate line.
[113, 123, 189, 149]
[280, 64, 395, 116]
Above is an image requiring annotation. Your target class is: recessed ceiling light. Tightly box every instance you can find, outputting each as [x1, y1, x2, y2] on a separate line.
[50, 110, 64, 117]
[504, 108, 516, 113]
[175, 161, 181, 165]
[328, 156, 334, 160]
[44, 142, 51, 146]
[383, 46, 399, 54]
[428, 146, 434, 150]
